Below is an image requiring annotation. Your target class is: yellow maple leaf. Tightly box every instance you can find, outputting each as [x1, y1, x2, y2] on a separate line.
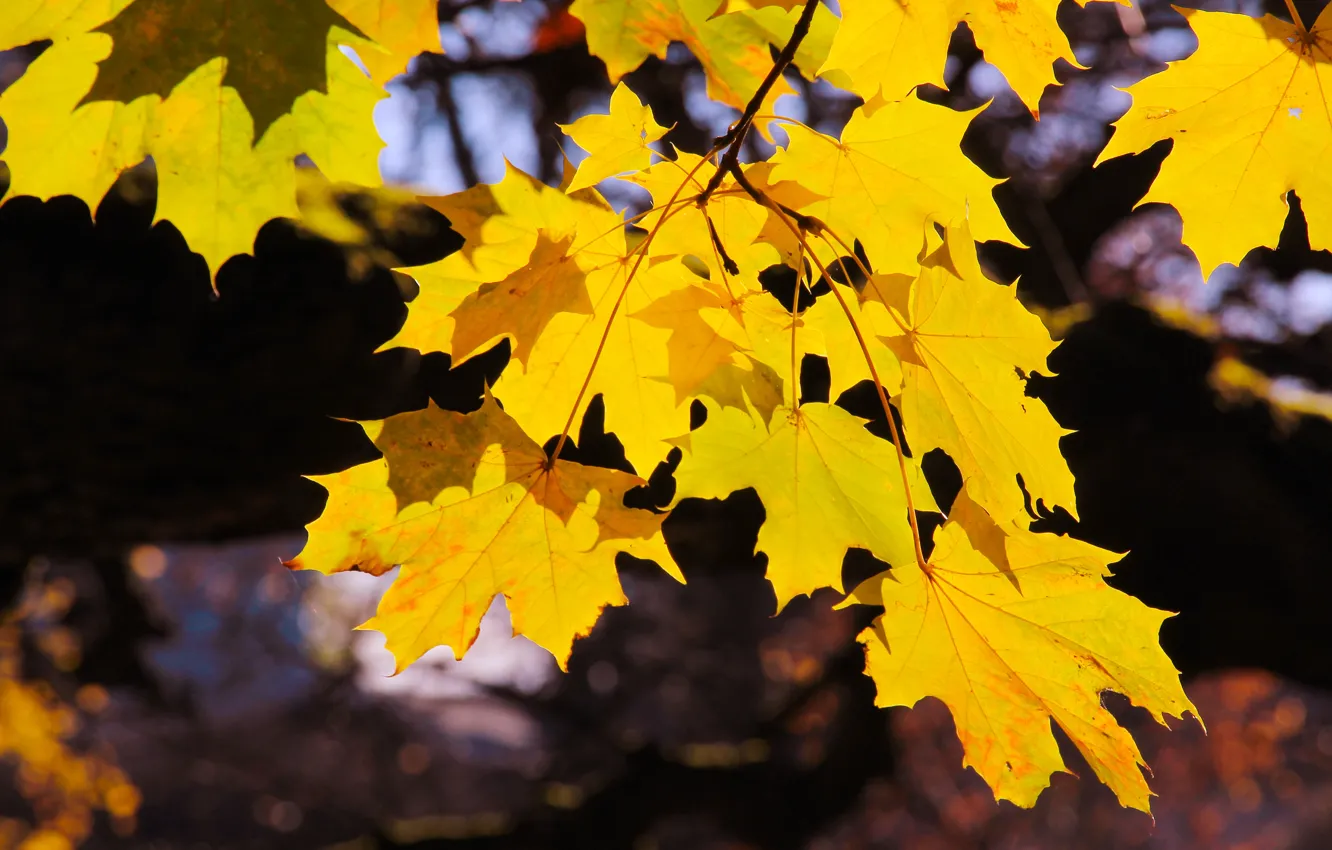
[1099, 6, 1332, 278]
[287, 396, 683, 670]
[871, 219, 1075, 525]
[448, 233, 597, 366]
[800, 269, 907, 403]
[492, 252, 698, 475]
[329, 0, 443, 83]
[568, 0, 836, 121]
[673, 402, 937, 609]
[820, 0, 1128, 114]
[385, 163, 626, 359]
[0, 0, 133, 49]
[0, 0, 440, 281]
[625, 154, 813, 279]
[560, 82, 671, 193]
[631, 278, 789, 421]
[843, 493, 1197, 811]
[769, 97, 1018, 276]
[623, 154, 838, 419]
[385, 165, 692, 474]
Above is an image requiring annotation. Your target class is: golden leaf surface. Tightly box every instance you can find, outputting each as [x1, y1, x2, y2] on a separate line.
[844, 494, 1197, 811]
[1099, 6, 1332, 277]
[769, 97, 1018, 275]
[625, 154, 824, 418]
[567, 0, 836, 118]
[0, 0, 440, 280]
[560, 82, 671, 193]
[673, 402, 937, 610]
[388, 164, 698, 475]
[872, 219, 1076, 524]
[385, 164, 626, 361]
[821, 0, 1128, 114]
[286, 397, 683, 670]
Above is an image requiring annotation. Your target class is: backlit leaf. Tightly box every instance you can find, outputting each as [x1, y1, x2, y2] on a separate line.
[769, 97, 1018, 276]
[821, 0, 1129, 114]
[1099, 6, 1332, 277]
[674, 402, 937, 609]
[0, 0, 440, 280]
[560, 82, 670, 193]
[844, 494, 1197, 811]
[287, 396, 683, 670]
[875, 219, 1076, 524]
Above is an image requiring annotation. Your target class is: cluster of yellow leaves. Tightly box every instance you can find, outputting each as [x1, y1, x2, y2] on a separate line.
[0, 0, 442, 279]
[31, 0, 1332, 818]
[289, 63, 1197, 816]
[0, 582, 138, 850]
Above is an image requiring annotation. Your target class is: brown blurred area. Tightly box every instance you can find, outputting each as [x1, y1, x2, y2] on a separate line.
[4, 0, 1332, 848]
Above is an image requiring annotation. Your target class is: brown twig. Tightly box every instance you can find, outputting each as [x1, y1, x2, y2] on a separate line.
[699, 0, 822, 200]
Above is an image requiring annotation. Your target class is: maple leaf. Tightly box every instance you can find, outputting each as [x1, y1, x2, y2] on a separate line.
[1099, 6, 1332, 278]
[843, 493, 1197, 811]
[560, 82, 671, 193]
[631, 279, 789, 421]
[449, 233, 596, 367]
[387, 164, 696, 474]
[385, 164, 625, 357]
[0, 1, 133, 49]
[820, 0, 1128, 115]
[0, 0, 440, 280]
[866, 219, 1076, 525]
[286, 396, 683, 670]
[493, 253, 698, 475]
[330, 0, 444, 83]
[673, 402, 937, 609]
[799, 269, 906, 403]
[769, 97, 1018, 276]
[85, 0, 362, 137]
[622, 155, 834, 418]
[568, 0, 837, 119]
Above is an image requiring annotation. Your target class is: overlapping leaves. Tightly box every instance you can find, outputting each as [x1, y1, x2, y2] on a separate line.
[0, 0, 1248, 820]
[272, 0, 1211, 816]
[0, 0, 442, 279]
[288, 88, 1196, 814]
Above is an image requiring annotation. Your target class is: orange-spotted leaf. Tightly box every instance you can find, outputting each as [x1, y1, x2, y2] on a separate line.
[843, 494, 1197, 811]
[286, 396, 683, 670]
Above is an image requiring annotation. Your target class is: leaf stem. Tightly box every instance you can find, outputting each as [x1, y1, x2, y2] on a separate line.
[814, 229, 910, 335]
[1284, 0, 1306, 32]
[700, 0, 822, 201]
[792, 244, 805, 410]
[764, 209, 930, 570]
[549, 153, 719, 465]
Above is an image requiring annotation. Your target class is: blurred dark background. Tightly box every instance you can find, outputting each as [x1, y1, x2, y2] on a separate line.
[3, 0, 1332, 848]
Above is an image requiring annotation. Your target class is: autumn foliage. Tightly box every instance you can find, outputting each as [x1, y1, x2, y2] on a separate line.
[8, 0, 1329, 823]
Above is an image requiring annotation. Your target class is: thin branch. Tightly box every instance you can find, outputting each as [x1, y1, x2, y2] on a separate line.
[700, 0, 822, 200]
[1284, 0, 1306, 32]
[436, 78, 479, 187]
[549, 154, 719, 463]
